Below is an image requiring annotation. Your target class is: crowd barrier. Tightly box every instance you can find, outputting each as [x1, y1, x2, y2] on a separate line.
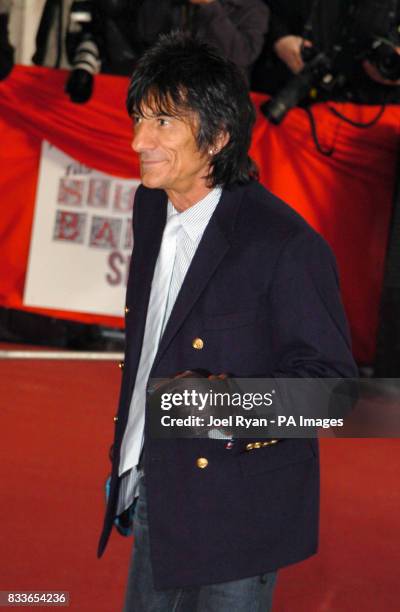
[1, 65, 399, 363]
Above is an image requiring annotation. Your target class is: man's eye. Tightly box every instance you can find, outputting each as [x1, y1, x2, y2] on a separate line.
[158, 117, 170, 126]
[133, 115, 141, 125]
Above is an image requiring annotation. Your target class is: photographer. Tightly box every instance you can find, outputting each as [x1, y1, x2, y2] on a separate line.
[254, 0, 400, 108]
[252, 0, 314, 93]
[267, 0, 344, 75]
[99, 0, 270, 82]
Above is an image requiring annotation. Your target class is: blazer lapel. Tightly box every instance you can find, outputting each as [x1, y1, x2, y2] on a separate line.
[128, 190, 167, 345]
[152, 186, 244, 372]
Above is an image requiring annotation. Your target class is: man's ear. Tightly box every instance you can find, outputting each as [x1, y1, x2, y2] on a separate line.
[214, 131, 230, 154]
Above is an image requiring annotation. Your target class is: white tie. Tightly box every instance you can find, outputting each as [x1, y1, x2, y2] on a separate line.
[119, 212, 180, 475]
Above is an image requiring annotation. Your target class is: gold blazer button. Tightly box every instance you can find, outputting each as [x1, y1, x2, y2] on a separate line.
[113, 415, 118, 423]
[196, 457, 208, 469]
[192, 337, 204, 350]
[118, 361, 124, 370]
[263, 439, 279, 447]
[125, 306, 130, 314]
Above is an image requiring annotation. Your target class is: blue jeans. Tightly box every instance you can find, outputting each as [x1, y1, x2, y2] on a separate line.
[123, 476, 277, 612]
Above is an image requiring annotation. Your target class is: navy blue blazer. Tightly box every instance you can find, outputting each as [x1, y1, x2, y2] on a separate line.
[98, 180, 357, 589]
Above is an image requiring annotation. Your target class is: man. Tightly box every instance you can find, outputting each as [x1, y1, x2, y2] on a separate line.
[98, 32, 357, 611]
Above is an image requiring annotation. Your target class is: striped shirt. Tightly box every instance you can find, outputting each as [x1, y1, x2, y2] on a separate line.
[117, 186, 222, 514]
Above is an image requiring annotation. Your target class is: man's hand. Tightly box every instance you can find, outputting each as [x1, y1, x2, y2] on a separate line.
[148, 370, 235, 437]
[273, 35, 312, 74]
[362, 58, 400, 86]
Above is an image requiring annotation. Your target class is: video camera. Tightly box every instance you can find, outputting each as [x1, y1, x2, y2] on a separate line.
[262, 0, 400, 124]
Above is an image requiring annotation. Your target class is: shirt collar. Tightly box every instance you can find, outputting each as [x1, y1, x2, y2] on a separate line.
[167, 186, 222, 242]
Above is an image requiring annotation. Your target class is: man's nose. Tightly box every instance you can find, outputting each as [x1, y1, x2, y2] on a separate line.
[131, 123, 155, 153]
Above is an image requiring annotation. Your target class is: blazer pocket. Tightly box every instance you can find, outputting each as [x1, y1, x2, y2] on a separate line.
[203, 309, 258, 330]
[239, 439, 316, 477]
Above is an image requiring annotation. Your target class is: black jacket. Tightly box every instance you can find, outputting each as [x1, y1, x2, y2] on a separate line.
[98, 180, 357, 588]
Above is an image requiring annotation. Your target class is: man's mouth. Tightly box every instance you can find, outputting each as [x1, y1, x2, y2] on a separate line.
[140, 159, 166, 165]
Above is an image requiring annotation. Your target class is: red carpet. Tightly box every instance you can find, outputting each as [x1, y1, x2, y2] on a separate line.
[1, 353, 399, 611]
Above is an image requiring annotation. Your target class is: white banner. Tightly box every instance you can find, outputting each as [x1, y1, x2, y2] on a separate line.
[24, 141, 140, 317]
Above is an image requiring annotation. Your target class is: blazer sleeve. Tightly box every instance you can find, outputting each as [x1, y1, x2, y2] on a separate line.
[267, 229, 358, 378]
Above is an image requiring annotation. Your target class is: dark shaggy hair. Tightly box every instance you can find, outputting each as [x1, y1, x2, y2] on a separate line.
[126, 31, 258, 188]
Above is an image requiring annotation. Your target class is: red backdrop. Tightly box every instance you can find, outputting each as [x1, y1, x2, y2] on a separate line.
[1, 65, 399, 363]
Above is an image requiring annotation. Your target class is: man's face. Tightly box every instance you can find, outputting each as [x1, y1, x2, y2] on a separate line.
[131, 101, 211, 203]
